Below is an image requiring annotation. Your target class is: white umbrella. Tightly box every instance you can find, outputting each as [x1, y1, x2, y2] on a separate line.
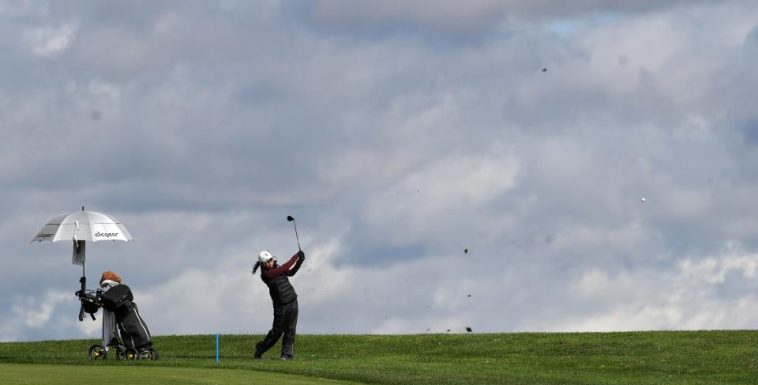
[31, 207, 134, 243]
[31, 207, 135, 321]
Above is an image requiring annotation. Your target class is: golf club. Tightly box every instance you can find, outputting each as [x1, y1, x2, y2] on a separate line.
[286, 215, 301, 251]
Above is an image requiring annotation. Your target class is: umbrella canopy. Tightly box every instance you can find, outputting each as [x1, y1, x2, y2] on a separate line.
[31, 209, 134, 243]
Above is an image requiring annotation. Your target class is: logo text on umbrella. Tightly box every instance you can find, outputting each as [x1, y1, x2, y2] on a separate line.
[95, 232, 119, 238]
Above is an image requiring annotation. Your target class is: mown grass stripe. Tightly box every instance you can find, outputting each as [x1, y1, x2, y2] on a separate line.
[0, 363, 362, 385]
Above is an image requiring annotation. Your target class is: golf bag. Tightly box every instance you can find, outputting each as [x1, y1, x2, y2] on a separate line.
[100, 284, 153, 351]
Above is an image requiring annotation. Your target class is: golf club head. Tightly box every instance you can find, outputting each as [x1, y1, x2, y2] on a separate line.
[286, 215, 295, 222]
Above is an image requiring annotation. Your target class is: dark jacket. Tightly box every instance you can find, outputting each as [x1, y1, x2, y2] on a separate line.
[261, 253, 304, 306]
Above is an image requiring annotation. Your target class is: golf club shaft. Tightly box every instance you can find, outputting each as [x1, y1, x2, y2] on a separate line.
[292, 220, 301, 251]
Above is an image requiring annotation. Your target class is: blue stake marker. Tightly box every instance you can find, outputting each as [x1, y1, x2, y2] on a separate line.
[216, 334, 219, 364]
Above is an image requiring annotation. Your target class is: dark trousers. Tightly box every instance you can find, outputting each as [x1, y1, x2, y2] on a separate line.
[255, 299, 298, 358]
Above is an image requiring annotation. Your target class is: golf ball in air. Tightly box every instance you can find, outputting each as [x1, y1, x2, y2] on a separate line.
[641, 197, 646, 203]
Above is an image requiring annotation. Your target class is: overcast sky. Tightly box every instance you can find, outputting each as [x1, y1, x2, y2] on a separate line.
[2, 0, 758, 342]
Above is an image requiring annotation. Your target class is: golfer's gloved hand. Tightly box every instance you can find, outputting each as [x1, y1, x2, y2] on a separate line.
[297, 250, 305, 260]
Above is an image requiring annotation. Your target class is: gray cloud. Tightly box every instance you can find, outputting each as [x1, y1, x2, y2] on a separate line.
[2, 1, 758, 341]
[294, 0, 730, 38]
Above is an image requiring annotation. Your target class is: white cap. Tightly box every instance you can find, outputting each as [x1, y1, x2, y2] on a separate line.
[258, 250, 274, 263]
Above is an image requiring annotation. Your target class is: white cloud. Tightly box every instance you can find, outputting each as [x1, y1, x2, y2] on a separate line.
[23, 23, 76, 56]
[12, 291, 69, 328]
[677, 248, 758, 284]
[0, 290, 74, 341]
[559, 249, 758, 331]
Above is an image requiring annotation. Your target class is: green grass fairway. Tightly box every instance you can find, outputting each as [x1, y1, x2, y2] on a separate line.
[0, 363, 359, 385]
[2, 331, 758, 384]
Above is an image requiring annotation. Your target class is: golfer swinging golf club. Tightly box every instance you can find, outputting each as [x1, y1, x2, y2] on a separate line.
[251, 248, 305, 360]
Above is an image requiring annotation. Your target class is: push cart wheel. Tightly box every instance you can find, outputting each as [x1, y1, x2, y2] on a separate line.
[138, 348, 157, 361]
[125, 348, 138, 360]
[115, 346, 127, 360]
[88, 344, 106, 360]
